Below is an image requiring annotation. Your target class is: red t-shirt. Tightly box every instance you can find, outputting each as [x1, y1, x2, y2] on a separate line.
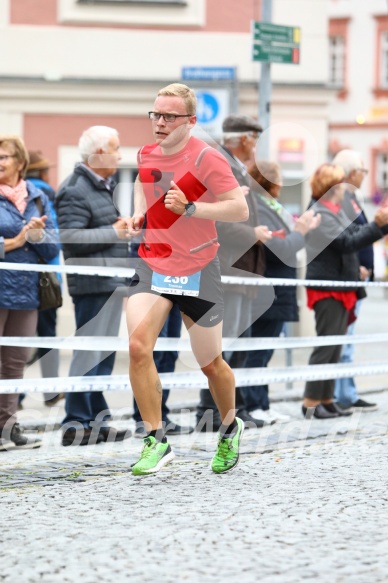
[137, 136, 239, 275]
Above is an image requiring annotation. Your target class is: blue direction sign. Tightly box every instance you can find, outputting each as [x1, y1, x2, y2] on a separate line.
[182, 67, 236, 81]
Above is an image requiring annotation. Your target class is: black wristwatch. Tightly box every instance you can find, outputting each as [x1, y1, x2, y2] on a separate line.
[184, 201, 196, 217]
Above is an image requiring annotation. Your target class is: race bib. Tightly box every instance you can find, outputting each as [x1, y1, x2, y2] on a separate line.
[151, 270, 201, 296]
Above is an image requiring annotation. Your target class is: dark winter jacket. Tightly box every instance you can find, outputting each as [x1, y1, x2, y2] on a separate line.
[216, 148, 265, 295]
[254, 193, 305, 322]
[55, 164, 130, 297]
[0, 181, 60, 310]
[341, 189, 374, 279]
[305, 198, 387, 291]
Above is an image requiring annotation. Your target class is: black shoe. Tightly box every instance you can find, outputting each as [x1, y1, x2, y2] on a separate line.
[62, 427, 104, 447]
[0, 423, 42, 451]
[302, 404, 339, 419]
[134, 422, 148, 439]
[98, 426, 132, 442]
[163, 417, 194, 436]
[44, 393, 65, 407]
[351, 398, 378, 412]
[323, 402, 353, 416]
[236, 409, 266, 429]
[195, 409, 222, 433]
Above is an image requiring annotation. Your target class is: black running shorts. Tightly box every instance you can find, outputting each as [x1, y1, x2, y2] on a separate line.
[128, 258, 224, 328]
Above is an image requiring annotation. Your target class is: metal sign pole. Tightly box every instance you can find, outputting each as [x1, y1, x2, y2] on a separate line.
[258, 0, 272, 161]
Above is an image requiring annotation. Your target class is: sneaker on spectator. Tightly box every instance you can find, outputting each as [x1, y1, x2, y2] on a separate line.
[251, 408, 290, 424]
[348, 398, 378, 412]
[164, 417, 194, 436]
[0, 423, 42, 451]
[134, 418, 194, 439]
[44, 393, 65, 407]
[236, 409, 267, 429]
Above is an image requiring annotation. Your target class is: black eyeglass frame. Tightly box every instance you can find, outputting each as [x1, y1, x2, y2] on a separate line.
[148, 112, 193, 123]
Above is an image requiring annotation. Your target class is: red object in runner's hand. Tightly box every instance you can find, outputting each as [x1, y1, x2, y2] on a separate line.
[271, 228, 286, 239]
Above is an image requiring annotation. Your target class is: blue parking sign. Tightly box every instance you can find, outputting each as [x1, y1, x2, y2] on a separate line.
[196, 92, 219, 123]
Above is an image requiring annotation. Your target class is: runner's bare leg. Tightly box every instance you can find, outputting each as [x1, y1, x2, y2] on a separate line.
[182, 315, 236, 427]
[126, 293, 173, 430]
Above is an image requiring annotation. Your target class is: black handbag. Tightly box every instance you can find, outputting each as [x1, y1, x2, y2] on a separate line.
[39, 260, 63, 311]
[34, 196, 63, 311]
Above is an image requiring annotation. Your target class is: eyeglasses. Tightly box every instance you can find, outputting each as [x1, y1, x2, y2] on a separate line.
[148, 112, 192, 123]
[357, 168, 368, 175]
[0, 155, 16, 162]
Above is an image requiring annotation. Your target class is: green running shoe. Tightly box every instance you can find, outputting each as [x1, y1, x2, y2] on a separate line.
[132, 436, 175, 476]
[211, 417, 244, 474]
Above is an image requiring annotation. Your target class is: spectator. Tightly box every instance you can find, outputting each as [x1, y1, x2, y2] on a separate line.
[240, 161, 320, 423]
[0, 135, 60, 451]
[303, 163, 388, 418]
[56, 125, 132, 446]
[26, 150, 64, 406]
[196, 113, 272, 431]
[332, 149, 378, 411]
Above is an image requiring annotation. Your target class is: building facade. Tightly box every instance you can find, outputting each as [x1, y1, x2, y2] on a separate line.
[0, 0, 331, 214]
[329, 0, 388, 202]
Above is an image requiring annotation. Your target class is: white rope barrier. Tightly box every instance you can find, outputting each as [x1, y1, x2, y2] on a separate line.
[1, 262, 387, 395]
[1, 361, 388, 394]
[1, 333, 388, 351]
[1, 261, 388, 288]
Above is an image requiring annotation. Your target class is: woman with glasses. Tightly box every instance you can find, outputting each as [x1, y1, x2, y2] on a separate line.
[0, 135, 60, 450]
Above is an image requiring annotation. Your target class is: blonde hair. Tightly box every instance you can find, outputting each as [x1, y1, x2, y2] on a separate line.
[0, 135, 29, 179]
[310, 163, 345, 200]
[158, 83, 197, 115]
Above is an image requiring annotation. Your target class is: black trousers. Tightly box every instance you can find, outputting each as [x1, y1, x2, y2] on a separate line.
[304, 297, 349, 402]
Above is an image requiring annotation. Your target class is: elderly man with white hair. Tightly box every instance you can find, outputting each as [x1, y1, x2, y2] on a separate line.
[56, 125, 133, 446]
[332, 148, 378, 412]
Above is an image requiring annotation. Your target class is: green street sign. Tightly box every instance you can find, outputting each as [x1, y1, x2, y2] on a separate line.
[252, 21, 300, 45]
[252, 42, 300, 64]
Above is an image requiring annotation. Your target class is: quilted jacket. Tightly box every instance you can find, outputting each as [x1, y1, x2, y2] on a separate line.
[55, 164, 130, 297]
[305, 198, 387, 291]
[0, 181, 60, 310]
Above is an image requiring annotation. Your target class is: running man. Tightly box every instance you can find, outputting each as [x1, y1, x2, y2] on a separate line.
[127, 83, 249, 476]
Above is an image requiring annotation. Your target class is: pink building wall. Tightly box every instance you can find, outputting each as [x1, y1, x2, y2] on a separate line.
[24, 114, 153, 187]
[11, 0, 260, 32]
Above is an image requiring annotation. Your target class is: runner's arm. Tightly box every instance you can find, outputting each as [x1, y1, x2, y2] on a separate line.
[165, 182, 249, 223]
[128, 174, 147, 234]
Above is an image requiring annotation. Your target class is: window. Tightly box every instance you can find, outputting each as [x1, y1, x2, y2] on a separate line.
[328, 18, 350, 98]
[329, 35, 345, 86]
[79, 0, 186, 3]
[373, 15, 388, 96]
[59, 0, 204, 26]
[380, 32, 388, 88]
[376, 151, 388, 191]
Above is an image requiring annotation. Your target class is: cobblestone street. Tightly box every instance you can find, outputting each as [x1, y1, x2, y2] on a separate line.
[1, 393, 387, 583]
